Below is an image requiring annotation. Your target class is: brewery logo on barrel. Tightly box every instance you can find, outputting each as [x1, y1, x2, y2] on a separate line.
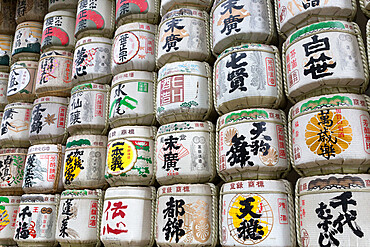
[42, 16, 70, 47]
[13, 28, 41, 55]
[159, 75, 184, 107]
[73, 46, 111, 79]
[116, 0, 149, 18]
[216, 0, 250, 36]
[7, 67, 31, 96]
[75, 0, 105, 33]
[227, 193, 273, 244]
[107, 140, 137, 175]
[0, 38, 10, 66]
[101, 200, 129, 235]
[0, 108, 30, 136]
[59, 198, 79, 238]
[64, 143, 86, 185]
[109, 84, 138, 118]
[0, 154, 24, 188]
[23, 154, 47, 188]
[113, 32, 139, 64]
[0, 197, 10, 231]
[160, 18, 189, 52]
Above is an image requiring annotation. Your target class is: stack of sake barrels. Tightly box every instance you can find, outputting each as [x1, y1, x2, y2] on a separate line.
[277, 0, 370, 246]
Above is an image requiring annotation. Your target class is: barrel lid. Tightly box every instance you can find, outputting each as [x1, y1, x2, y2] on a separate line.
[75, 36, 112, 48]
[157, 121, 214, 135]
[290, 93, 367, 121]
[44, 10, 76, 20]
[221, 180, 290, 195]
[217, 44, 276, 60]
[158, 183, 214, 197]
[161, 8, 207, 22]
[11, 60, 39, 70]
[115, 22, 156, 36]
[16, 21, 43, 30]
[66, 135, 108, 149]
[61, 189, 101, 199]
[34, 96, 68, 105]
[0, 196, 21, 205]
[28, 144, 65, 154]
[0, 148, 28, 155]
[20, 194, 58, 203]
[4, 102, 33, 110]
[108, 126, 156, 141]
[105, 186, 154, 200]
[40, 50, 73, 59]
[158, 61, 209, 81]
[71, 83, 109, 94]
[112, 71, 155, 87]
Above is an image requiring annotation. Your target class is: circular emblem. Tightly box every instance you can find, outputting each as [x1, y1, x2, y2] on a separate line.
[107, 139, 137, 175]
[113, 32, 139, 65]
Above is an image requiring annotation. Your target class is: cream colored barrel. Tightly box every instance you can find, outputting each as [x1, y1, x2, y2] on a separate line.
[160, 0, 213, 15]
[211, 0, 276, 55]
[41, 11, 76, 52]
[0, 196, 21, 246]
[13, 194, 59, 247]
[74, 0, 115, 40]
[0, 35, 12, 71]
[276, 0, 356, 38]
[361, 0, 370, 16]
[11, 22, 42, 62]
[35, 50, 73, 97]
[217, 108, 289, 181]
[283, 21, 368, 103]
[111, 22, 156, 74]
[63, 135, 108, 189]
[67, 83, 109, 135]
[0, 148, 27, 194]
[0, 102, 32, 148]
[0, 72, 8, 110]
[49, 0, 79, 12]
[15, 0, 48, 24]
[220, 179, 295, 246]
[109, 71, 156, 127]
[214, 44, 284, 115]
[22, 144, 65, 194]
[56, 189, 103, 247]
[72, 37, 112, 85]
[100, 186, 156, 247]
[29, 97, 68, 145]
[297, 174, 370, 247]
[289, 93, 370, 177]
[7, 61, 38, 103]
[105, 126, 156, 186]
[0, 1, 16, 35]
[156, 8, 211, 68]
[156, 121, 215, 185]
[116, 0, 160, 25]
[156, 183, 218, 246]
[156, 61, 214, 125]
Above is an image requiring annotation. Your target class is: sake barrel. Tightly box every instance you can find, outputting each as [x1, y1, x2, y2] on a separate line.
[29, 97, 68, 145]
[156, 9, 211, 68]
[220, 179, 295, 246]
[12, 22, 42, 62]
[0, 102, 32, 148]
[67, 83, 109, 135]
[56, 189, 103, 247]
[116, 0, 160, 25]
[35, 50, 73, 97]
[156, 121, 215, 185]
[13, 194, 59, 246]
[15, 0, 48, 24]
[0, 196, 21, 246]
[0, 34, 12, 71]
[156, 61, 214, 125]
[0, 72, 8, 110]
[105, 126, 156, 186]
[289, 93, 370, 177]
[7, 61, 37, 103]
[297, 174, 370, 247]
[214, 44, 284, 115]
[360, 0, 370, 17]
[41, 11, 76, 52]
[160, 0, 213, 15]
[156, 183, 217, 246]
[284, 21, 368, 103]
[72, 37, 112, 85]
[217, 108, 289, 181]
[111, 22, 156, 74]
[63, 135, 108, 189]
[276, 0, 356, 38]
[100, 186, 156, 246]
[49, 0, 78, 12]
[0, 0, 17, 35]
[22, 144, 65, 194]
[211, 0, 276, 55]
[109, 71, 156, 127]
[0, 148, 27, 194]
[74, 0, 115, 40]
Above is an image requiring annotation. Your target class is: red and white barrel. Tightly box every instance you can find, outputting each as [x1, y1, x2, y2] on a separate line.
[63, 135, 108, 189]
[74, 0, 115, 39]
[0, 34, 12, 71]
[283, 21, 368, 103]
[160, 0, 213, 15]
[156, 61, 214, 125]
[297, 174, 370, 247]
[0, 148, 27, 194]
[0, 1, 16, 35]
[0, 72, 8, 110]
[105, 126, 156, 186]
[217, 108, 289, 181]
[156, 8, 211, 68]
[22, 144, 65, 194]
[0, 196, 21, 246]
[116, 0, 160, 25]
[211, 0, 276, 55]
[15, 0, 48, 24]
[49, 0, 78, 12]
[109, 71, 156, 127]
[56, 189, 103, 247]
[13, 194, 59, 246]
[156, 183, 217, 246]
[67, 83, 109, 135]
[111, 22, 156, 74]
[156, 121, 215, 185]
[0, 102, 32, 148]
[289, 93, 370, 176]
[72, 37, 112, 85]
[35, 50, 73, 97]
[220, 179, 295, 246]
[41, 11, 76, 52]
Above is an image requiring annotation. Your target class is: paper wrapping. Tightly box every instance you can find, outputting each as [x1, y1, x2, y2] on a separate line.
[0, 34, 12, 70]
[49, 0, 78, 11]
[0, 148, 27, 194]
[116, 0, 159, 25]
[11, 22, 42, 62]
[15, 0, 48, 24]
[160, 0, 213, 15]
[0, 0, 16, 35]
[0, 72, 9, 110]
[0, 196, 21, 246]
